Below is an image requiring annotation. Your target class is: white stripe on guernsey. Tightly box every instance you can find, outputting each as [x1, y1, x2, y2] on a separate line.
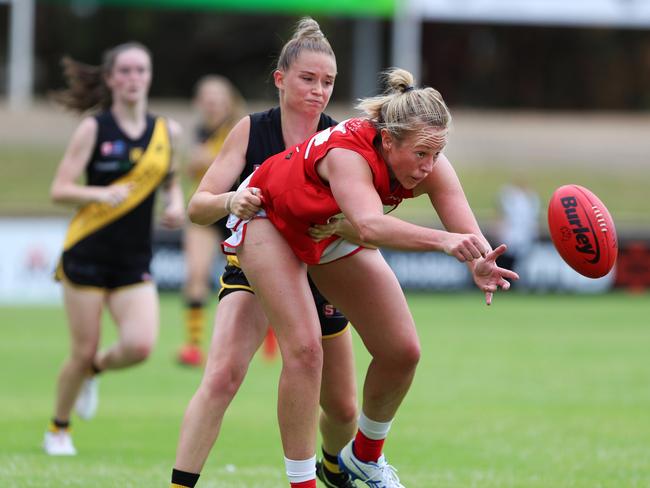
[319, 237, 363, 264]
[359, 411, 393, 440]
[284, 455, 317, 483]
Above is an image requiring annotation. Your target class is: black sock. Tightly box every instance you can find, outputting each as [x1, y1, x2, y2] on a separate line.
[171, 468, 200, 487]
[186, 299, 205, 309]
[322, 447, 339, 465]
[91, 360, 102, 375]
[52, 418, 70, 429]
[322, 446, 342, 474]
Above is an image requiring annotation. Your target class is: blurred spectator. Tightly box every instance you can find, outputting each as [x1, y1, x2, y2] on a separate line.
[178, 75, 245, 367]
[496, 178, 541, 275]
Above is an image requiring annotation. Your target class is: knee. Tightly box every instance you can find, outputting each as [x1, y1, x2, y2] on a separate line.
[377, 338, 421, 373]
[283, 339, 323, 378]
[400, 340, 421, 370]
[70, 348, 97, 369]
[124, 341, 154, 363]
[201, 362, 247, 403]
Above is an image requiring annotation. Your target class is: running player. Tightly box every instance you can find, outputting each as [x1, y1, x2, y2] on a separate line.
[178, 75, 245, 366]
[44, 42, 184, 456]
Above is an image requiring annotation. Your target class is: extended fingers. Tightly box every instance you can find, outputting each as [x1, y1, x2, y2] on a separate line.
[498, 267, 519, 281]
[484, 244, 508, 262]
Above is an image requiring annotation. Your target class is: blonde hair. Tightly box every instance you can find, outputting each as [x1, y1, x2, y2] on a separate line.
[276, 17, 335, 72]
[194, 74, 246, 126]
[356, 68, 451, 142]
[53, 42, 151, 113]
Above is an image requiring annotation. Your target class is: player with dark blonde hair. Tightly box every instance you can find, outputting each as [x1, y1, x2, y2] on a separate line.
[222, 67, 518, 487]
[178, 74, 246, 366]
[171, 18, 357, 488]
[44, 42, 184, 456]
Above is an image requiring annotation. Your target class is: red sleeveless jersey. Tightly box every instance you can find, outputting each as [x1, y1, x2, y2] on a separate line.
[249, 118, 414, 264]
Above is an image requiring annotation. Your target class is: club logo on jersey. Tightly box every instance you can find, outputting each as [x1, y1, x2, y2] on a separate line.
[129, 147, 144, 163]
[101, 140, 127, 157]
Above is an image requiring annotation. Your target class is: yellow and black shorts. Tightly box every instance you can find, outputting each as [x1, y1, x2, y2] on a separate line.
[218, 263, 349, 338]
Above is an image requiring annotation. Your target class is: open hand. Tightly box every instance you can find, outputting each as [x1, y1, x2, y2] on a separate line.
[472, 244, 520, 305]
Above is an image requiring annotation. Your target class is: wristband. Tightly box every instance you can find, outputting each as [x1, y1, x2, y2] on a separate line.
[225, 192, 235, 213]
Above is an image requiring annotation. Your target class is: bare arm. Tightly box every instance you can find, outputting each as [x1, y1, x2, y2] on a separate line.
[308, 216, 376, 248]
[159, 118, 185, 229]
[414, 154, 519, 303]
[50, 117, 132, 207]
[187, 116, 262, 225]
[324, 148, 487, 261]
[413, 154, 491, 250]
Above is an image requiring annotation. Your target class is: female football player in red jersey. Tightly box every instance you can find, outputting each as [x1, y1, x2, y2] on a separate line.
[45, 42, 184, 456]
[171, 18, 357, 488]
[220, 68, 518, 487]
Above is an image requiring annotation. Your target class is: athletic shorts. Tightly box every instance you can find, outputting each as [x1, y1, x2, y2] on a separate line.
[218, 263, 349, 338]
[55, 252, 152, 290]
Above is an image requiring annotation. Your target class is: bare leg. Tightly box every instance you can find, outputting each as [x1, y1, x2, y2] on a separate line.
[53, 284, 104, 421]
[309, 249, 421, 422]
[238, 219, 323, 460]
[320, 329, 358, 454]
[184, 223, 219, 302]
[174, 291, 268, 472]
[98, 283, 159, 370]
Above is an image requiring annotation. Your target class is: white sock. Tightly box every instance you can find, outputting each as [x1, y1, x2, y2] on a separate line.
[284, 455, 316, 483]
[358, 411, 393, 440]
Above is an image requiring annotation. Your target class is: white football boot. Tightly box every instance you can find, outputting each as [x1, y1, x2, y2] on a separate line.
[338, 440, 405, 488]
[75, 377, 99, 420]
[43, 429, 77, 456]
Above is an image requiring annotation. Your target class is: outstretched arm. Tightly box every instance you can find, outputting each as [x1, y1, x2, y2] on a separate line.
[322, 148, 488, 260]
[414, 154, 519, 304]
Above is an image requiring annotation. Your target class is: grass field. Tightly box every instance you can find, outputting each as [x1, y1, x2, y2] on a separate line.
[2, 291, 649, 487]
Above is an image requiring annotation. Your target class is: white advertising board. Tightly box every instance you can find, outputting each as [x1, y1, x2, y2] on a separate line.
[0, 219, 614, 305]
[0, 218, 67, 304]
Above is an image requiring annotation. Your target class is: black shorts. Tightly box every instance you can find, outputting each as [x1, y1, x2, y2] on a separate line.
[55, 252, 152, 290]
[218, 263, 349, 338]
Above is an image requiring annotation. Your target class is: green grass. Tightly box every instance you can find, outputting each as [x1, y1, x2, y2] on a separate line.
[1, 292, 650, 487]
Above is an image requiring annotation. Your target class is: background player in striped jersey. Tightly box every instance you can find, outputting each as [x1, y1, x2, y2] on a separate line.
[178, 75, 245, 367]
[44, 42, 184, 456]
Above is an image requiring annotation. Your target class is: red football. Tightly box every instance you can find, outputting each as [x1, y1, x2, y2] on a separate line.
[547, 184, 618, 278]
